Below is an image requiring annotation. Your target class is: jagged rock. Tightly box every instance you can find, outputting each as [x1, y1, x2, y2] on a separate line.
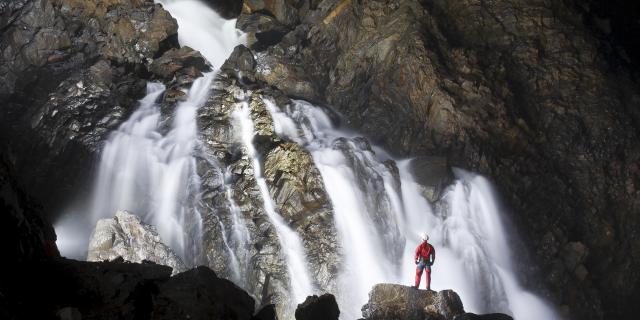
[87, 210, 187, 274]
[264, 142, 339, 290]
[409, 156, 453, 202]
[295, 294, 340, 320]
[361, 284, 464, 320]
[0, 0, 178, 219]
[150, 46, 211, 85]
[221, 45, 258, 83]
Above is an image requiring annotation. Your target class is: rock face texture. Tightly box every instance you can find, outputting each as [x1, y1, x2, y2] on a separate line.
[361, 284, 465, 320]
[87, 210, 187, 274]
[361, 284, 512, 320]
[1, 0, 639, 319]
[196, 51, 340, 315]
[0, 0, 180, 218]
[236, 0, 640, 318]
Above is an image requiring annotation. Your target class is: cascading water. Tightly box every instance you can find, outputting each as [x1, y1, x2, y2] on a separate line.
[263, 98, 559, 319]
[55, 0, 244, 263]
[52, 0, 560, 317]
[232, 102, 315, 304]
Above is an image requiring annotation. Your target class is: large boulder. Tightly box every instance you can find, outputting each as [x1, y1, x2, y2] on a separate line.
[361, 284, 464, 320]
[236, 0, 640, 318]
[87, 210, 187, 274]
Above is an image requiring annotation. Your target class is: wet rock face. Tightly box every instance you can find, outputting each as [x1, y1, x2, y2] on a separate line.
[196, 62, 340, 315]
[242, 0, 640, 318]
[87, 210, 187, 274]
[0, 0, 180, 219]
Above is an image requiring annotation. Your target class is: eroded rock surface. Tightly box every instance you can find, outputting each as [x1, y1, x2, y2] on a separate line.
[361, 284, 465, 320]
[87, 210, 187, 274]
[236, 1, 640, 318]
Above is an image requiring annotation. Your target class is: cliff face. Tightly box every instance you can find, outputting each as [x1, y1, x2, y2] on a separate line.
[0, 0, 639, 319]
[0, 0, 179, 217]
[237, 0, 640, 318]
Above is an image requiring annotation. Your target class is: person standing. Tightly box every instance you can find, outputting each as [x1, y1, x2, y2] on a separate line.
[414, 232, 435, 290]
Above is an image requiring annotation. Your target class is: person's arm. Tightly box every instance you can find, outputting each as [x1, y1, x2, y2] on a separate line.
[415, 244, 421, 263]
[429, 245, 436, 265]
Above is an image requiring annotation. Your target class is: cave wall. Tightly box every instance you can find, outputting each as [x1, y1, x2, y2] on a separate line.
[238, 0, 640, 318]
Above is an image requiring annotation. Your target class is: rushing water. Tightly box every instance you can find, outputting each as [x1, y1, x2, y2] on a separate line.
[233, 102, 315, 304]
[53, 0, 559, 318]
[55, 0, 244, 263]
[263, 98, 559, 319]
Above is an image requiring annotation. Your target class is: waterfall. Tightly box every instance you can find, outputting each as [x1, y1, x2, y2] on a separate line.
[55, 0, 244, 264]
[232, 102, 315, 304]
[263, 98, 559, 319]
[50, 0, 559, 318]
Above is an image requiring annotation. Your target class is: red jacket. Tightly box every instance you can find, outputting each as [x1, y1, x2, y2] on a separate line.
[415, 242, 435, 263]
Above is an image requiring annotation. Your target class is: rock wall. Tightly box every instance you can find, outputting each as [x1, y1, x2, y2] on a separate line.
[0, 0, 183, 218]
[195, 51, 341, 314]
[236, 0, 640, 318]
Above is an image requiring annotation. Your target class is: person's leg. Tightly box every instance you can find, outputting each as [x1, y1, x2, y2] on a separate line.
[425, 266, 431, 290]
[415, 264, 424, 288]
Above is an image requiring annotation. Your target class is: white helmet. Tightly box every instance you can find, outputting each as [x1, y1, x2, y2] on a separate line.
[420, 232, 429, 242]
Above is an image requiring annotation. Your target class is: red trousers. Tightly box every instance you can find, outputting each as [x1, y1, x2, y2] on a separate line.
[415, 264, 431, 289]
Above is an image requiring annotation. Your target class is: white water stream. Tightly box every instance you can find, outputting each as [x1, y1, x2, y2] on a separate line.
[55, 0, 244, 264]
[53, 0, 559, 318]
[263, 98, 559, 319]
[233, 103, 315, 304]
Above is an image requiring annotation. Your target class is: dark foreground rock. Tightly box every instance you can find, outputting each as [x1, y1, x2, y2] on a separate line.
[295, 294, 340, 320]
[2, 258, 257, 320]
[361, 284, 512, 320]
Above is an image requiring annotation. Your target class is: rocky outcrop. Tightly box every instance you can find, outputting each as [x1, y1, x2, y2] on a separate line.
[237, 1, 640, 318]
[87, 210, 187, 274]
[361, 284, 512, 320]
[0, 0, 181, 219]
[2, 258, 258, 320]
[361, 284, 465, 320]
[196, 57, 340, 315]
[295, 294, 340, 320]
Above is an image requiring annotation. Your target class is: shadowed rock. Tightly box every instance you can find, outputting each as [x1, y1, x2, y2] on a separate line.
[295, 294, 340, 320]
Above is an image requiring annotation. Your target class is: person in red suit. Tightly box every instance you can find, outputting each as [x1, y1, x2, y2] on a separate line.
[414, 232, 435, 290]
